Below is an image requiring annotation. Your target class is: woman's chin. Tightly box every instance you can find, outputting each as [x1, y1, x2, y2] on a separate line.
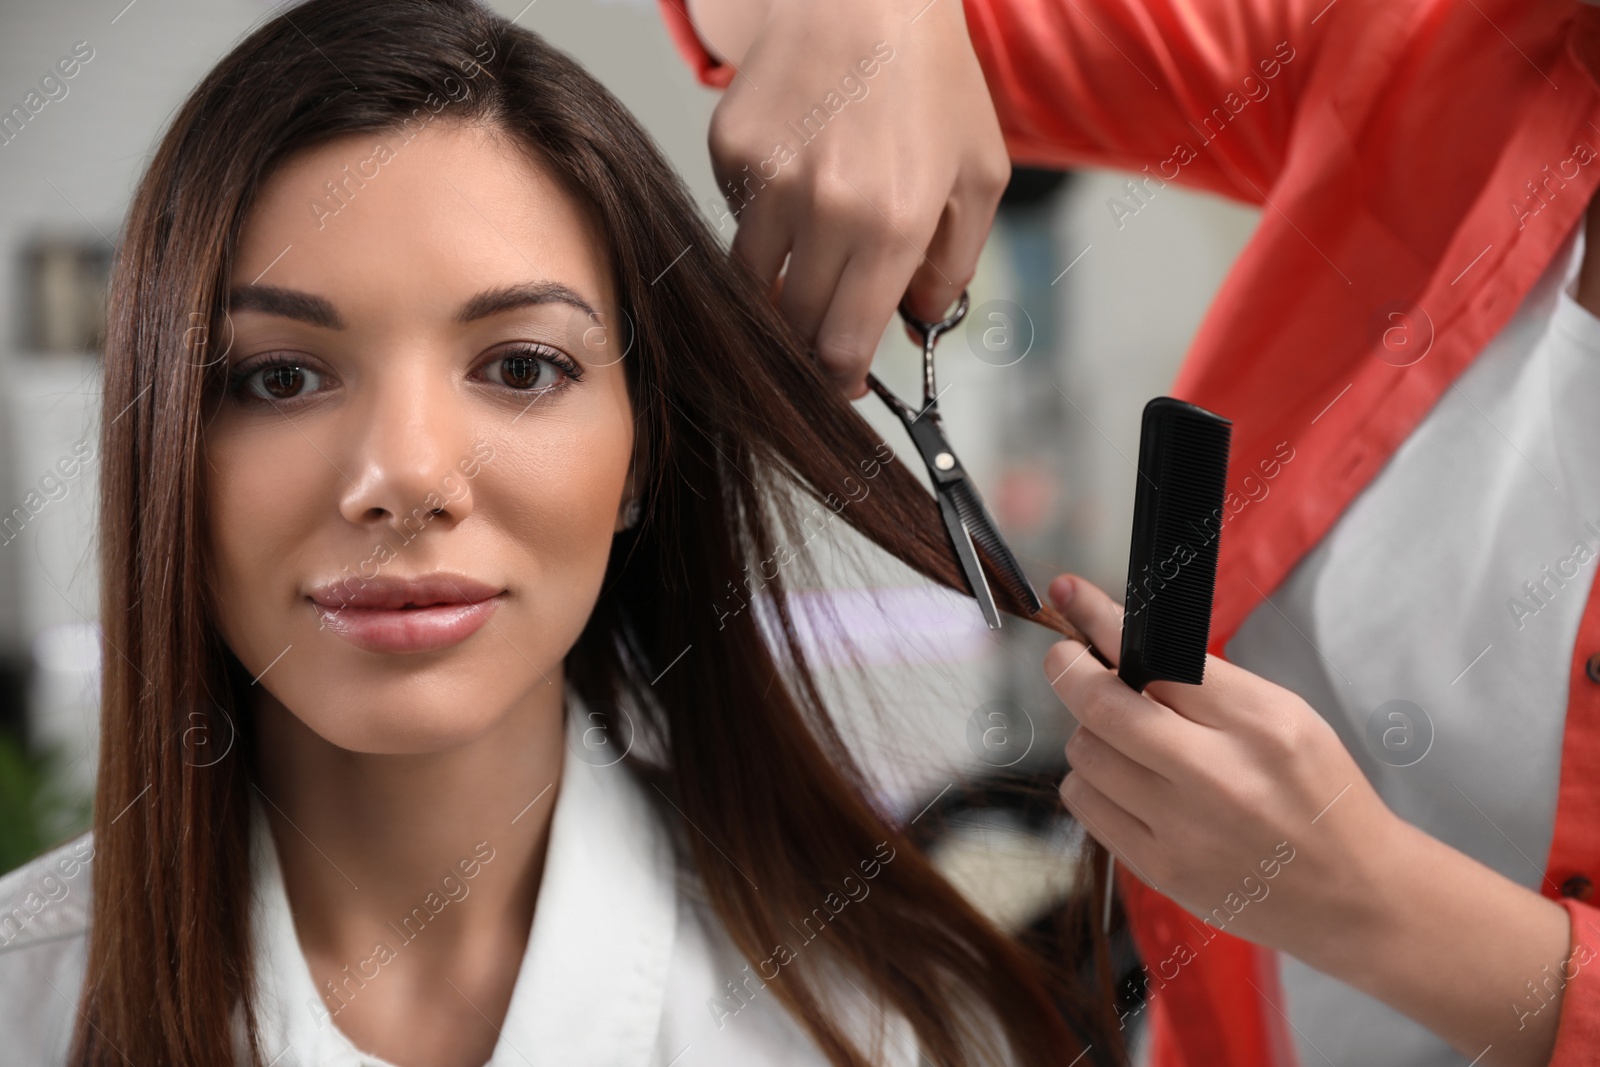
[255, 666, 558, 757]
[298, 702, 523, 756]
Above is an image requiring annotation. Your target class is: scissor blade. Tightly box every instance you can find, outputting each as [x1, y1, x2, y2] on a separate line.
[938, 491, 1002, 629]
[944, 479, 1044, 617]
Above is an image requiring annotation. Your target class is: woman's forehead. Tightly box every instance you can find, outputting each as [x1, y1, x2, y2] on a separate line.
[230, 121, 616, 330]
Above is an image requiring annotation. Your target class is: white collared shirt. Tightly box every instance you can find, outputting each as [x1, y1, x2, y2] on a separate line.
[0, 701, 922, 1066]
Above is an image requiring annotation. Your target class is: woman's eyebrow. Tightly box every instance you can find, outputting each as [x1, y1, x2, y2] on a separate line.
[456, 280, 599, 323]
[227, 284, 344, 328]
[224, 280, 600, 328]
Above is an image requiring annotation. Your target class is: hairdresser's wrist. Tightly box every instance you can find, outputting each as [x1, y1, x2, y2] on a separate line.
[1292, 812, 1570, 1066]
[684, 0, 775, 68]
[687, 0, 934, 72]
[1279, 803, 1431, 982]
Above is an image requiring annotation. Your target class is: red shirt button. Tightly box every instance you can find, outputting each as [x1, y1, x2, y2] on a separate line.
[1560, 875, 1595, 901]
[1586, 653, 1600, 684]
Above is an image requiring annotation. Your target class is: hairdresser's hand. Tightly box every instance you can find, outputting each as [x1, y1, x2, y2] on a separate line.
[688, 0, 1010, 397]
[1043, 573, 1576, 1067]
[1041, 573, 1397, 958]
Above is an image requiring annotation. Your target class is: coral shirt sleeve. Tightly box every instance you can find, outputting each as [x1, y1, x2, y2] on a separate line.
[656, 0, 1332, 203]
[1550, 897, 1600, 1067]
[656, 0, 736, 90]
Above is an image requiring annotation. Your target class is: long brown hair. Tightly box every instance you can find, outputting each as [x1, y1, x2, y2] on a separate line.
[82, 1, 1119, 1062]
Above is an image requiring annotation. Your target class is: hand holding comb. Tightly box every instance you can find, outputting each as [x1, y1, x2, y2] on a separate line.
[1098, 397, 1232, 932]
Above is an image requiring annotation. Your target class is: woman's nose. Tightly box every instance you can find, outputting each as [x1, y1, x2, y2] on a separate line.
[336, 366, 478, 533]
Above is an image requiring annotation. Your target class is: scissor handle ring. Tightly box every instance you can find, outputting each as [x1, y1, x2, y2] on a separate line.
[898, 289, 971, 347]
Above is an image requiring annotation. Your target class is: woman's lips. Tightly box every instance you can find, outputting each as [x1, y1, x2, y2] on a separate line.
[312, 594, 502, 654]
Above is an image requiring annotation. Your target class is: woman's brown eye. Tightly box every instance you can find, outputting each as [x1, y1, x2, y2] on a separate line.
[261, 365, 307, 398]
[501, 354, 547, 390]
[483, 346, 572, 392]
[231, 360, 326, 404]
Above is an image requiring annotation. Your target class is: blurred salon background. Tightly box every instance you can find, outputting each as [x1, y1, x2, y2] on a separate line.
[0, 0, 1255, 987]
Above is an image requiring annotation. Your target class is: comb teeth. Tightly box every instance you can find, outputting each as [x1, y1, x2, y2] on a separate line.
[1120, 399, 1232, 691]
[945, 479, 1043, 616]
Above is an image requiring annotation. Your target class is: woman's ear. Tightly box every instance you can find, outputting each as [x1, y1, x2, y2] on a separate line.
[614, 427, 649, 533]
[615, 491, 642, 532]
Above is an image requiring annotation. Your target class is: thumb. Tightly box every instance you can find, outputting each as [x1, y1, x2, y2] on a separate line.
[1048, 574, 1123, 669]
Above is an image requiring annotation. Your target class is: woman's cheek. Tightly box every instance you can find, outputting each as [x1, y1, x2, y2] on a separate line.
[204, 427, 333, 664]
[498, 406, 632, 581]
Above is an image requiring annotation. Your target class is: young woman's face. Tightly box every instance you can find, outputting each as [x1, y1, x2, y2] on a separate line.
[204, 121, 635, 755]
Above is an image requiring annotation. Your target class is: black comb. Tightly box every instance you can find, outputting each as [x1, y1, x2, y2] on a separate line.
[1118, 397, 1233, 691]
[1099, 396, 1231, 933]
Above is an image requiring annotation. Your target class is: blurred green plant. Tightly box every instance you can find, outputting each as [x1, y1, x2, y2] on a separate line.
[0, 730, 92, 876]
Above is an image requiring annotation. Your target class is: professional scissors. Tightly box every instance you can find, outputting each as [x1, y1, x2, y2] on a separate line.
[867, 290, 1043, 629]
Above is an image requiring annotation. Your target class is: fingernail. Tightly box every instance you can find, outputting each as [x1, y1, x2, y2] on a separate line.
[1049, 575, 1075, 610]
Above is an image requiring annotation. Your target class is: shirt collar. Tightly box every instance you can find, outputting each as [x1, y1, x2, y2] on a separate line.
[244, 694, 679, 1065]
